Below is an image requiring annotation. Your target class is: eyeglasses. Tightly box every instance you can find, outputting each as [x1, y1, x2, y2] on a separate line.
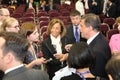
[1, 14, 10, 17]
[10, 25, 20, 29]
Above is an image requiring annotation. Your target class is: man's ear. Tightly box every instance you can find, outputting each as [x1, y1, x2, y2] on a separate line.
[89, 26, 93, 30]
[4, 53, 14, 64]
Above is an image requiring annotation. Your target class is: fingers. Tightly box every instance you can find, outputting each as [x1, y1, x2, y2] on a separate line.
[65, 44, 73, 52]
[60, 53, 68, 62]
[54, 54, 64, 59]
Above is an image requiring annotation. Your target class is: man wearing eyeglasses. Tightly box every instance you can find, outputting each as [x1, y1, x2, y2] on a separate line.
[0, 8, 10, 26]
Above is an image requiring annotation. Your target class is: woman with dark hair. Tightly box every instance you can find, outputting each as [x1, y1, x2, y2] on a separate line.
[61, 42, 96, 80]
[20, 22, 46, 69]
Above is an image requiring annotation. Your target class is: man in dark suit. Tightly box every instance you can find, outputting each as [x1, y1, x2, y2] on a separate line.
[88, 0, 102, 14]
[106, 0, 117, 18]
[115, 0, 120, 17]
[0, 32, 49, 80]
[45, 0, 56, 12]
[65, 10, 86, 52]
[80, 13, 111, 79]
[53, 0, 60, 4]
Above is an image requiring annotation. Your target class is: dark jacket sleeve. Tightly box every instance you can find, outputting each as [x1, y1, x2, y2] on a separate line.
[41, 39, 61, 66]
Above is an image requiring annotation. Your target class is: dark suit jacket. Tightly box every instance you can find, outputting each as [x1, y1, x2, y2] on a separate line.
[88, 0, 102, 14]
[17, 0, 24, 6]
[41, 36, 67, 79]
[1, 0, 10, 5]
[45, 4, 56, 12]
[3, 66, 49, 80]
[65, 24, 86, 44]
[89, 33, 111, 78]
[53, 0, 60, 4]
[115, 0, 120, 17]
[0, 71, 4, 80]
[107, 3, 117, 18]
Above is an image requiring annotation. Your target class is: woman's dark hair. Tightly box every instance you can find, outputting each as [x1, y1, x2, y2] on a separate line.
[68, 42, 95, 69]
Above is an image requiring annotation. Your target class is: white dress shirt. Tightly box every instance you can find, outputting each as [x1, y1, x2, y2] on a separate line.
[87, 32, 100, 45]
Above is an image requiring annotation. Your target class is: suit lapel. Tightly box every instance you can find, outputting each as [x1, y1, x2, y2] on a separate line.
[45, 37, 56, 54]
[61, 37, 66, 53]
[45, 36, 66, 54]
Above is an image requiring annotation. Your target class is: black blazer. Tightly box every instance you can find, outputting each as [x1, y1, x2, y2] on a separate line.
[41, 36, 67, 60]
[115, 0, 120, 17]
[41, 36, 67, 79]
[3, 66, 49, 80]
[1, 0, 10, 5]
[107, 3, 117, 18]
[45, 4, 56, 12]
[89, 33, 111, 78]
[88, 0, 102, 14]
[65, 24, 86, 44]
[53, 0, 60, 4]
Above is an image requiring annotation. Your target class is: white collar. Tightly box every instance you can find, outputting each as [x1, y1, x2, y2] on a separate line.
[50, 34, 61, 45]
[73, 24, 80, 29]
[87, 32, 100, 45]
[73, 24, 80, 33]
[5, 64, 24, 74]
[50, 34, 62, 53]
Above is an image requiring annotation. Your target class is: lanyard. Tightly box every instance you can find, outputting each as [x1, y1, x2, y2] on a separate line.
[76, 71, 90, 80]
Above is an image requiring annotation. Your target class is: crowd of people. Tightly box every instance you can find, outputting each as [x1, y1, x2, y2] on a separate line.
[0, 0, 120, 80]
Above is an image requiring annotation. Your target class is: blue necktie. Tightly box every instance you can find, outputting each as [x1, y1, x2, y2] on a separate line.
[75, 26, 79, 42]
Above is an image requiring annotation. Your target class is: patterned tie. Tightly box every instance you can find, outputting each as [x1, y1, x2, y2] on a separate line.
[75, 26, 79, 42]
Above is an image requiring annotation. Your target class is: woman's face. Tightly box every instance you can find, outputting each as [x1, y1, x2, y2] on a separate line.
[50, 23, 61, 38]
[27, 28, 39, 42]
[6, 21, 20, 33]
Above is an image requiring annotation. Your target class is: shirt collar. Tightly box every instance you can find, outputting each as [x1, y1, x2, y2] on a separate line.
[50, 34, 61, 45]
[5, 64, 24, 74]
[87, 32, 100, 45]
[73, 24, 80, 29]
[73, 24, 80, 33]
